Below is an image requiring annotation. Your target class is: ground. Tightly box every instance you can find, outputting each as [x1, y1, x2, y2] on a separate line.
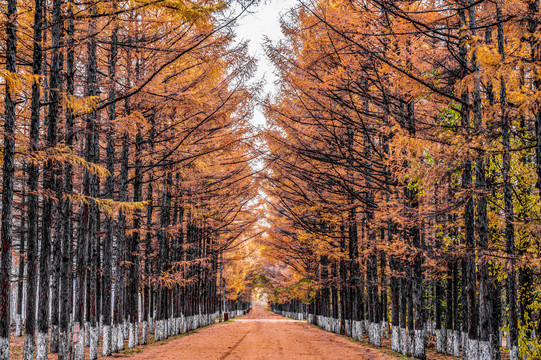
[9, 306, 465, 359]
[107, 306, 396, 360]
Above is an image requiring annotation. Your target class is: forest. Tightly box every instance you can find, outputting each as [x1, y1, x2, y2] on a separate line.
[262, 1, 541, 360]
[0, 0, 540, 359]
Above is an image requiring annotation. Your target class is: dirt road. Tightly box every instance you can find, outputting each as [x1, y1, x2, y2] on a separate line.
[120, 305, 395, 360]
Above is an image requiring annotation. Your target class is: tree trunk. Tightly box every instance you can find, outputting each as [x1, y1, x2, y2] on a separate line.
[15, 186, 26, 338]
[47, 0, 64, 353]
[36, 0, 64, 354]
[497, 6, 518, 359]
[115, 131, 129, 350]
[0, 0, 18, 354]
[58, 1, 75, 357]
[142, 119, 155, 345]
[23, 0, 44, 357]
[128, 130, 143, 347]
[102, 27, 117, 352]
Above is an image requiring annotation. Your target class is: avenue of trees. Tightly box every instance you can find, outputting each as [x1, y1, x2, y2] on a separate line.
[263, 1, 541, 360]
[0, 0, 256, 359]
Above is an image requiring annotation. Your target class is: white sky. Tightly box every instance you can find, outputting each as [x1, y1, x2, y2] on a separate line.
[235, 0, 298, 127]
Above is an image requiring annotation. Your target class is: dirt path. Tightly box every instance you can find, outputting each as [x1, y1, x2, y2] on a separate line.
[119, 305, 396, 360]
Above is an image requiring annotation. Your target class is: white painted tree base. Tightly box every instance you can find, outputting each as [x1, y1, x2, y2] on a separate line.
[407, 329, 415, 356]
[391, 326, 400, 352]
[478, 340, 490, 360]
[15, 314, 22, 337]
[350, 320, 357, 339]
[128, 322, 135, 348]
[400, 327, 407, 355]
[102, 325, 111, 356]
[124, 322, 129, 340]
[509, 345, 519, 360]
[158, 320, 163, 340]
[141, 321, 148, 345]
[468, 338, 479, 360]
[453, 330, 460, 357]
[74, 332, 85, 360]
[84, 322, 90, 347]
[332, 318, 339, 334]
[436, 328, 446, 353]
[59, 330, 69, 359]
[372, 323, 382, 346]
[23, 333, 35, 360]
[180, 317, 184, 333]
[36, 331, 49, 360]
[0, 337, 9, 360]
[135, 322, 140, 345]
[154, 320, 160, 341]
[446, 329, 454, 355]
[382, 321, 389, 339]
[111, 325, 118, 353]
[117, 324, 123, 346]
[413, 329, 425, 359]
[117, 324, 125, 351]
[89, 326, 98, 360]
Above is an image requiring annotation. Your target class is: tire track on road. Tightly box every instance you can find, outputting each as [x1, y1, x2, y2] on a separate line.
[219, 323, 253, 359]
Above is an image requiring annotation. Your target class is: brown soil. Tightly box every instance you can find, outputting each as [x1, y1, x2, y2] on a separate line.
[10, 306, 491, 359]
[113, 305, 396, 360]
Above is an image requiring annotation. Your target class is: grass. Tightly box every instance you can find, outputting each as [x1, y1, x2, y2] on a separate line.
[121, 348, 144, 355]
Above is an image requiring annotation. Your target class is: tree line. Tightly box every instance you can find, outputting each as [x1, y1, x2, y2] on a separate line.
[0, 0, 257, 359]
[262, 1, 541, 359]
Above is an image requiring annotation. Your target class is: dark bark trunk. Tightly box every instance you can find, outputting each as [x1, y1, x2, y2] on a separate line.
[102, 28, 117, 351]
[399, 258, 408, 355]
[37, 0, 64, 353]
[102, 16, 116, 357]
[102, 130, 114, 355]
[23, 0, 44, 357]
[50, 177, 63, 353]
[339, 225, 348, 335]
[128, 130, 143, 347]
[490, 280, 501, 360]
[157, 173, 172, 339]
[497, 6, 518, 359]
[115, 131, 130, 350]
[58, 2, 75, 356]
[380, 249, 387, 337]
[15, 185, 26, 338]
[458, 7, 476, 358]
[406, 262, 414, 356]
[0, 0, 17, 353]
[531, 0, 541, 192]
[390, 255, 400, 351]
[47, 0, 64, 353]
[142, 119, 155, 344]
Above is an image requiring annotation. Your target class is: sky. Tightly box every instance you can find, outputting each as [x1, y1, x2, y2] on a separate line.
[234, 0, 298, 127]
